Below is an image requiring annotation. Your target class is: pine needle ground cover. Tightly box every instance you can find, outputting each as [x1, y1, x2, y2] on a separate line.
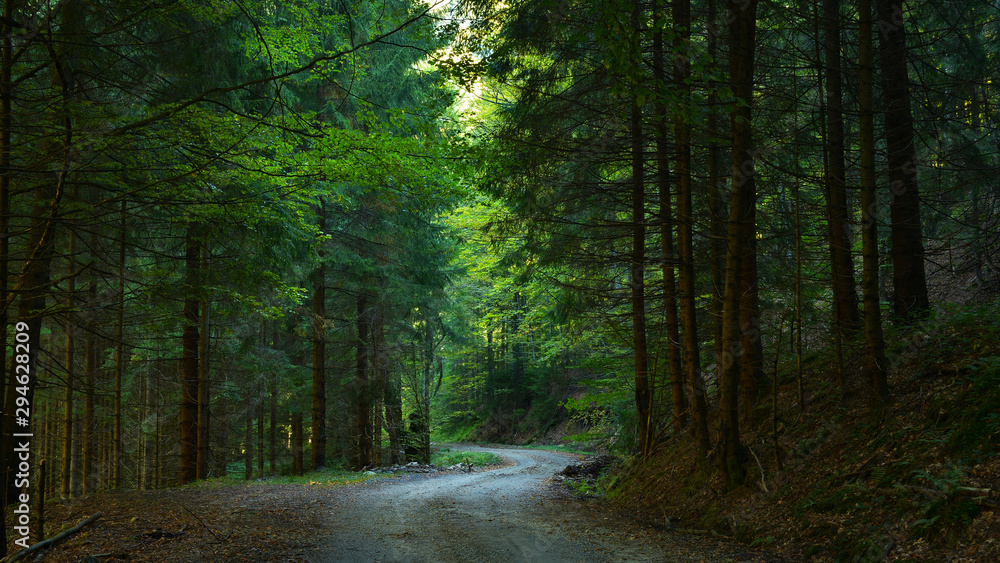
[603, 306, 1000, 561]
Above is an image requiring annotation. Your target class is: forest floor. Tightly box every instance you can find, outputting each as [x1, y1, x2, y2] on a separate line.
[606, 304, 1000, 562]
[27, 445, 786, 562]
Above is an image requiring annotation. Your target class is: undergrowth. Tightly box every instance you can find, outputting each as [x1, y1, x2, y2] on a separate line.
[602, 302, 1000, 561]
[193, 466, 380, 488]
[431, 447, 504, 467]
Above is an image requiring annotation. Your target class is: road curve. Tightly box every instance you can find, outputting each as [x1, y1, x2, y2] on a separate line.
[313, 445, 774, 562]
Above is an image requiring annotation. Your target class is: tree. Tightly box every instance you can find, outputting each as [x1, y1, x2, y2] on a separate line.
[823, 0, 861, 335]
[877, 0, 930, 321]
[717, 0, 758, 488]
[312, 204, 328, 470]
[673, 0, 709, 461]
[653, 0, 686, 436]
[859, 0, 889, 402]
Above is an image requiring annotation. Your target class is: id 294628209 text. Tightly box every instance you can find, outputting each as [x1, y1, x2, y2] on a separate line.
[11, 321, 36, 548]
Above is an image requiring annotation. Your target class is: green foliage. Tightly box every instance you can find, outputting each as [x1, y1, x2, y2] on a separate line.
[948, 356, 1000, 460]
[201, 460, 379, 487]
[906, 465, 982, 544]
[431, 448, 504, 467]
[796, 479, 873, 515]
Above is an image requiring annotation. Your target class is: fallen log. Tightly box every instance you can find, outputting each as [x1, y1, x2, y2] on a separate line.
[0, 512, 103, 563]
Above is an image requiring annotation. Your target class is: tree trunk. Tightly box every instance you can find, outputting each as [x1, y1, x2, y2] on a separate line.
[654, 0, 686, 435]
[357, 294, 373, 469]
[154, 360, 161, 488]
[62, 231, 75, 498]
[311, 204, 327, 470]
[738, 195, 764, 422]
[419, 315, 433, 465]
[824, 0, 861, 334]
[708, 0, 727, 393]
[291, 413, 303, 476]
[82, 281, 95, 494]
[7, 1, 77, 505]
[381, 304, 402, 464]
[269, 327, 278, 476]
[197, 244, 211, 479]
[737, 0, 766, 414]
[180, 225, 201, 484]
[244, 397, 253, 480]
[629, 0, 651, 458]
[113, 200, 126, 487]
[877, 0, 929, 321]
[718, 0, 758, 488]
[371, 301, 386, 467]
[674, 0, 710, 461]
[859, 0, 889, 402]
[257, 393, 264, 478]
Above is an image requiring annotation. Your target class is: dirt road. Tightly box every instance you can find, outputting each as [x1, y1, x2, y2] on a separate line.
[315, 445, 779, 562]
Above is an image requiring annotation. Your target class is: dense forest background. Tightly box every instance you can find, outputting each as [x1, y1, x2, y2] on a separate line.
[2, 0, 999, 558]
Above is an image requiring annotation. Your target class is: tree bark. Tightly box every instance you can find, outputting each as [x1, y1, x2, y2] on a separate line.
[357, 295, 373, 469]
[654, 0, 685, 435]
[82, 281, 95, 494]
[113, 200, 126, 487]
[197, 244, 211, 479]
[707, 0, 727, 395]
[859, 0, 889, 403]
[824, 0, 861, 334]
[674, 0, 710, 460]
[877, 0, 929, 321]
[371, 300, 386, 467]
[739, 195, 764, 422]
[269, 323, 278, 476]
[180, 225, 201, 484]
[291, 413, 304, 476]
[244, 395, 253, 480]
[311, 203, 327, 470]
[380, 303, 402, 464]
[61, 231, 75, 498]
[629, 0, 651, 458]
[718, 0, 758, 488]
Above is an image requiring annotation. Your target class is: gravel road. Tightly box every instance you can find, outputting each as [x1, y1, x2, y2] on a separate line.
[314, 445, 783, 562]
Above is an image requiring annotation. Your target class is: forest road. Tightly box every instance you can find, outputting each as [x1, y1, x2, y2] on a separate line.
[313, 445, 778, 563]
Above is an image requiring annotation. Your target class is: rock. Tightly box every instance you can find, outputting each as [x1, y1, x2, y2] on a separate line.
[365, 470, 376, 476]
[556, 455, 618, 490]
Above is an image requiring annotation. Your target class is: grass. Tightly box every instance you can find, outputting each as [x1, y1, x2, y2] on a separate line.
[191, 466, 381, 489]
[432, 447, 504, 467]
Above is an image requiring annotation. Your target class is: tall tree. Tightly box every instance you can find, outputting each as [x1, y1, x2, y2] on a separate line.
[312, 203, 328, 470]
[673, 0, 710, 460]
[356, 293, 373, 469]
[859, 0, 889, 402]
[823, 0, 861, 334]
[629, 0, 652, 457]
[877, 0, 930, 320]
[180, 226, 201, 484]
[654, 0, 685, 435]
[718, 0, 758, 488]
